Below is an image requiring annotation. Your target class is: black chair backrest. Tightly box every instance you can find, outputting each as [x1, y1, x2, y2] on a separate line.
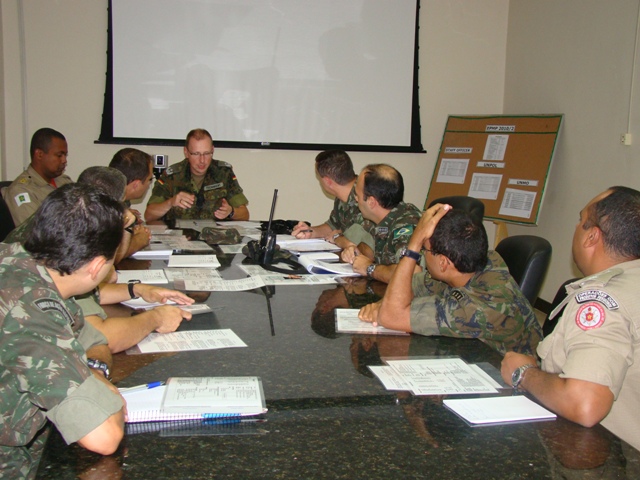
[542, 277, 581, 336]
[428, 195, 485, 224]
[0, 181, 16, 242]
[495, 235, 552, 305]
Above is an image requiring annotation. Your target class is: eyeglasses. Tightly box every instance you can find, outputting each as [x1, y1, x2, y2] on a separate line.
[188, 151, 213, 159]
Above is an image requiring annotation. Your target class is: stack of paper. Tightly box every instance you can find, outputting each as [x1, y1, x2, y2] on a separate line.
[443, 396, 556, 426]
[369, 357, 502, 395]
[121, 376, 267, 423]
[335, 309, 408, 335]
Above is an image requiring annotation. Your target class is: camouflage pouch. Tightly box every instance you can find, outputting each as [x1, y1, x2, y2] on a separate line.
[199, 227, 242, 245]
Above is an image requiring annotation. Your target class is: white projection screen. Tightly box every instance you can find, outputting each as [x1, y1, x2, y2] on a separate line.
[102, 0, 422, 152]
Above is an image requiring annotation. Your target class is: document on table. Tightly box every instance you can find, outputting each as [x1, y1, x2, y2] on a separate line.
[298, 255, 359, 276]
[335, 309, 409, 335]
[164, 268, 221, 282]
[181, 276, 266, 292]
[443, 396, 556, 426]
[217, 244, 246, 255]
[238, 264, 337, 285]
[162, 376, 267, 416]
[119, 298, 212, 315]
[162, 239, 214, 252]
[131, 244, 174, 260]
[382, 358, 499, 395]
[276, 235, 341, 252]
[116, 269, 168, 284]
[167, 254, 221, 268]
[129, 329, 247, 354]
[174, 219, 218, 230]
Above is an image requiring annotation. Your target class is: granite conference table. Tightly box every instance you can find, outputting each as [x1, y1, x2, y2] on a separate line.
[36, 251, 640, 479]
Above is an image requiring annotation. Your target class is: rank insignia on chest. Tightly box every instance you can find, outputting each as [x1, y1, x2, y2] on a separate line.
[575, 302, 606, 330]
[375, 227, 389, 237]
[204, 183, 223, 191]
[165, 167, 174, 175]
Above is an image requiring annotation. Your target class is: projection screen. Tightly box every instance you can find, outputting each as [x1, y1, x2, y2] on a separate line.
[101, 0, 422, 152]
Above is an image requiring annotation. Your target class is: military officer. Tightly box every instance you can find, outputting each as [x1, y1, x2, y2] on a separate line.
[341, 164, 423, 284]
[144, 128, 249, 223]
[2, 128, 73, 226]
[358, 204, 542, 356]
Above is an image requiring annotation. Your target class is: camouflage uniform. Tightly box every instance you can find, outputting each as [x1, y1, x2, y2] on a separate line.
[539, 260, 640, 451]
[0, 243, 122, 479]
[326, 183, 365, 232]
[3, 214, 34, 244]
[409, 250, 542, 356]
[1, 165, 73, 226]
[147, 158, 248, 222]
[369, 202, 422, 265]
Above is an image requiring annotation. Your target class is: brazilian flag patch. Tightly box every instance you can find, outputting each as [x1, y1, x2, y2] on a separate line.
[393, 225, 414, 239]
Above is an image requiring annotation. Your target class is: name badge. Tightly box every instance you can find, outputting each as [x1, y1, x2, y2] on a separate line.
[204, 183, 223, 191]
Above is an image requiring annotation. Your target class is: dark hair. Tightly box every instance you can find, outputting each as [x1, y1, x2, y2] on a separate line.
[109, 148, 152, 184]
[30, 127, 66, 159]
[429, 209, 488, 273]
[24, 183, 124, 275]
[315, 150, 356, 185]
[361, 164, 403, 209]
[77, 166, 127, 201]
[185, 128, 213, 147]
[584, 186, 640, 259]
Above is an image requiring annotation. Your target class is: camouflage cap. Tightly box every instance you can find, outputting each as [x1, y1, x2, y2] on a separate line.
[199, 227, 242, 245]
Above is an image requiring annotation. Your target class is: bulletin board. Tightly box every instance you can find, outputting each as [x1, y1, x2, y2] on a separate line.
[424, 115, 563, 225]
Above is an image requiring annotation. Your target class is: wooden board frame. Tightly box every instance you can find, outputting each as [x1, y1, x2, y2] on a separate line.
[425, 114, 563, 225]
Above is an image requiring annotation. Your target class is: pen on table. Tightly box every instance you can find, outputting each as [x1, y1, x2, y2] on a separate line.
[297, 229, 313, 234]
[118, 381, 165, 394]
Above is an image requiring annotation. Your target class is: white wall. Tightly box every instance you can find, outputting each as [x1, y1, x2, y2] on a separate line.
[504, 0, 640, 300]
[0, 0, 508, 221]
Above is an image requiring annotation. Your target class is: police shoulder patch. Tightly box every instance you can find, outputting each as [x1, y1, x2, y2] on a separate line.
[575, 290, 619, 310]
[575, 302, 605, 330]
[34, 298, 75, 327]
[393, 225, 414, 239]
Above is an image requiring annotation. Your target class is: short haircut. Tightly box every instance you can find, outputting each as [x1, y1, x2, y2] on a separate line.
[361, 164, 403, 209]
[30, 128, 66, 159]
[429, 209, 488, 273]
[185, 128, 213, 147]
[24, 183, 124, 275]
[77, 167, 127, 201]
[315, 150, 356, 185]
[109, 148, 153, 184]
[584, 186, 640, 259]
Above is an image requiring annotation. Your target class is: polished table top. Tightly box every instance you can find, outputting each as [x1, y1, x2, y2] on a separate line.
[36, 251, 640, 479]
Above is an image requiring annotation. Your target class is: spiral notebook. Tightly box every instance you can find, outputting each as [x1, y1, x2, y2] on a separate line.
[122, 377, 267, 423]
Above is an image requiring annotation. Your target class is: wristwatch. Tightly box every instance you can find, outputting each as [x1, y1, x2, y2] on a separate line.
[332, 233, 343, 240]
[227, 206, 235, 219]
[128, 279, 141, 299]
[87, 358, 111, 380]
[400, 247, 421, 262]
[511, 363, 537, 391]
[366, 263, 377, 278]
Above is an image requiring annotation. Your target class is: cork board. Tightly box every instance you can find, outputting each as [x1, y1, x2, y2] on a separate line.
[424, 115, 563, 225]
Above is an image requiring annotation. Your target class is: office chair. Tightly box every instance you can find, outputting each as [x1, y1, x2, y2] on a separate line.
[428, 195, 485, 224]
[542, 277, 581, 336]
[0, 181, 15, 242]
[495, 235, 552, 305]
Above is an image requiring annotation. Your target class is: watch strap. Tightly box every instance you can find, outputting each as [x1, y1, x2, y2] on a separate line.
[128, 280, 141, 299]
[512, 363, 536, 390]
[400, 247, 421, 262]
[87, 358, 111, 380]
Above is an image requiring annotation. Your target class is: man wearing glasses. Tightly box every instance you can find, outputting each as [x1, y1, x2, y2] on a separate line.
[144, 128, 249, 223]
[357, 204, 542, 356]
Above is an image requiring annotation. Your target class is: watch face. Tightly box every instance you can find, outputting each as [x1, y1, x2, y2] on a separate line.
[512, 368, 521, 385]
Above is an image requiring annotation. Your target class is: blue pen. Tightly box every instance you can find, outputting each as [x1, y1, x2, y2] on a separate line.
[118, 381, 165, 394]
